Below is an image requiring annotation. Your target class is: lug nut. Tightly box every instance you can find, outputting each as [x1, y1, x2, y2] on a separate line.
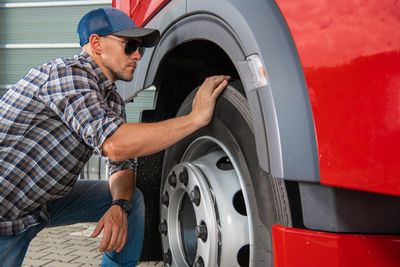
[161, 192, 169, 207]
[194, 257, 204, 267]
[195, 222, 208, 242]
[179, 169, 188, 186]
[159, 221, 167, 235]
[168, 172, 177, 187]
[190, 186, 201, 206]
[164, 249, 172, 265]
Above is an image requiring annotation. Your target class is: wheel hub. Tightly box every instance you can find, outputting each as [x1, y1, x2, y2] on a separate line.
[160, 136, 250, 266]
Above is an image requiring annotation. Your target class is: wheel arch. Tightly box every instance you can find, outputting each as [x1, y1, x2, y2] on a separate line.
[144, 6, 319, 183]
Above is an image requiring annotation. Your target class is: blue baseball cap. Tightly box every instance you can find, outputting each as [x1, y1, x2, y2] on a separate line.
[77, 7, 160, 47]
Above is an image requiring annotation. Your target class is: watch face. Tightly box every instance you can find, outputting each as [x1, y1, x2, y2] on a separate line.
[113, 199, 132, 215]
[122, 201, 132, 213]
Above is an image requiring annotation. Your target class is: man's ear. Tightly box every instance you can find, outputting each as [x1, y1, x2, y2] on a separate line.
[89, 34, 103, 55]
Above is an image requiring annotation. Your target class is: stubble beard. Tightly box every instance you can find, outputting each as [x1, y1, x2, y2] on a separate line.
[103, 59, 134, 82]
[112, 68, 134, 82]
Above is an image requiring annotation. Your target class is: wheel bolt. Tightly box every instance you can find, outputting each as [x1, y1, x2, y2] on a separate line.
[159, 221, 167, 235]
[195, 222, 208, 242]
[168, 172, 177, 187]
[179, 168, 188, 186]
[161, 192, 169, 207]
[164, 249, 172, 265]
[194, 257, 204, 267]
[190, 186, 201, 206]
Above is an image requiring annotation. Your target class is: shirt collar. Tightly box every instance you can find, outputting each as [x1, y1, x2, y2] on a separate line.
[79, 51, 115, 91]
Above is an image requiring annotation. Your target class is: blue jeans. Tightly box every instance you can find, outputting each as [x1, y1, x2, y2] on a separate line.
[0, 180, 145, 267]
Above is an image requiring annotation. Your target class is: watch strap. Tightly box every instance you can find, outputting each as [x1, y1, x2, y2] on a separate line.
[111, 199, 132, 215]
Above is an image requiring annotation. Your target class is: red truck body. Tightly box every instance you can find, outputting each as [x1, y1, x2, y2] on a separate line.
[277, 0, 400, 196]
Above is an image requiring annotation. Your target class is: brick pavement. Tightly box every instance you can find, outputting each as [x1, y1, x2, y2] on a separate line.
[22, 223, 163, 267]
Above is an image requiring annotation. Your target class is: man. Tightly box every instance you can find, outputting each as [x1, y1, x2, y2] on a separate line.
[0, 7, 229, 267]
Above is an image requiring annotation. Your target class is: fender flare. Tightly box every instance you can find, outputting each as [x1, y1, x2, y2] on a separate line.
[144, 6, 319, 182]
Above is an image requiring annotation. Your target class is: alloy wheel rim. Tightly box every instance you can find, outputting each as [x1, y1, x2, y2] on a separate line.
[160, 136, 252, 266]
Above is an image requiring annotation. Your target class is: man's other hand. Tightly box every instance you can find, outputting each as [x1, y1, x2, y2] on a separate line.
[91, 205, 128, 253]
[190, 75, 231, 127]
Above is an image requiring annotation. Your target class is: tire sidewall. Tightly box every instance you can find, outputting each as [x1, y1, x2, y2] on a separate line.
[161, 85, 276, 266]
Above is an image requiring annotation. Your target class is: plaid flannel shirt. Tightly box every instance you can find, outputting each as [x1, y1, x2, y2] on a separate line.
[0, 51, 136, 235]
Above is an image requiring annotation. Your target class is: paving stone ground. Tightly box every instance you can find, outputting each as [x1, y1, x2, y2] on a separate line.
[22, 223, 163, 267]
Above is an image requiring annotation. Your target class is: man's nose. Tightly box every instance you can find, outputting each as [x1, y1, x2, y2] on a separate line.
[130, 50, 141, 60]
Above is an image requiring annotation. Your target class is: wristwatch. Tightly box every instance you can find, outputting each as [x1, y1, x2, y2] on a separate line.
[111, 199, 132, 216]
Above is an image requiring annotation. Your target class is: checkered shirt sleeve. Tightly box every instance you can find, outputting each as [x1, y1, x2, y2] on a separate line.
[37, 58, 138, 179]
[37, 62, 123, 155]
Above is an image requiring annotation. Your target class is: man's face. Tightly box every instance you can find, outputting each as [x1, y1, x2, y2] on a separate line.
[100, 35, 142, 82]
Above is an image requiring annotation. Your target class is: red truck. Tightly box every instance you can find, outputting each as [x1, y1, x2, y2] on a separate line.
[113, 0, 400, 266]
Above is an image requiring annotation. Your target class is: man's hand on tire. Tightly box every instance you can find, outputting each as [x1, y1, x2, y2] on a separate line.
[190, 75, 231, 127]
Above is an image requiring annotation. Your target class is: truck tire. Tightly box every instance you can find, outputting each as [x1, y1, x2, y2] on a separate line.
[159, 82, 291, 267]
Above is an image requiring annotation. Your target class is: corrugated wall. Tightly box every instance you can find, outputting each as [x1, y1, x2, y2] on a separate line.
[0, 0, 156, 179]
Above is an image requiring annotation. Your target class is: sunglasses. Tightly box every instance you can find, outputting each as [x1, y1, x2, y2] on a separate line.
[103, 36, 145, 56]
